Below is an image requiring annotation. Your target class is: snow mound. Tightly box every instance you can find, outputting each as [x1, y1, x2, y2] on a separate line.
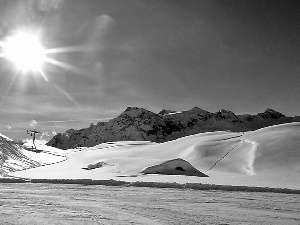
[142, 158, 208, 177]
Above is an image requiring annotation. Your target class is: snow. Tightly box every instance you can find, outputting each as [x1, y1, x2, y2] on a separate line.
[0, 133, 13, 141]
[2, 184, 299, 224]
[3, 122, 300, 189]
[141, 158, 208, 177]
[164, 111, 182, 115]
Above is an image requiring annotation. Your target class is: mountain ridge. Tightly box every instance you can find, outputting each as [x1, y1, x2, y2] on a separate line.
[46, 107, 300, 149]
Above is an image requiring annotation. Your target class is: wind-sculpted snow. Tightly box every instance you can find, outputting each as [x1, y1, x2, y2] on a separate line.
[11, 123, 300, 189]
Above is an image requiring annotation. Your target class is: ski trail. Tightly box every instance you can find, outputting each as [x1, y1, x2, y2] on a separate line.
[205, 134, 258, 174]
[206, 142, 241, 172]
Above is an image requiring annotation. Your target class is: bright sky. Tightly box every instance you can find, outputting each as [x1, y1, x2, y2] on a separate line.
[0, 0, 299, 141]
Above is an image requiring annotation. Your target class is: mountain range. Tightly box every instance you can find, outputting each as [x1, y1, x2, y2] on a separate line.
[46, 107, 300, 149]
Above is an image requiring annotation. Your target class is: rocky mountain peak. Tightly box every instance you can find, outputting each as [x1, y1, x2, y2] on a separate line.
[219, 109, 233, 113]
[190, 106, 203, 112]
[121, 107, 155, 117]
[124, 107, 141, 112]
[112, 107, 163, 131]
[265, 108, 285, 116]
[191, 107, 212, 115]
[258, 108, 285, 119]
[213, 109, 237, 120]
[181, 107, 211, 116]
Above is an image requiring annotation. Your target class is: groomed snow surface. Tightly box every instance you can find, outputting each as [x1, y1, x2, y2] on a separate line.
[5, 122, 300, 189]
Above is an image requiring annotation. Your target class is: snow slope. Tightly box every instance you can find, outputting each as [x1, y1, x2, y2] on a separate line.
[10, 122, 300, 189]
[0, 138, 67, 177]
[0, 136, 40, 176]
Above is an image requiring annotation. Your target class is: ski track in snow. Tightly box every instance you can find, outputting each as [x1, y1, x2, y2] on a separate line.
[206, 141, 241, 172]
[205, 131, 259, 175]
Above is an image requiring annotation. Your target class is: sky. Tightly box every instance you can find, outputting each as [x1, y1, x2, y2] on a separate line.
[0, 0, 299, 141]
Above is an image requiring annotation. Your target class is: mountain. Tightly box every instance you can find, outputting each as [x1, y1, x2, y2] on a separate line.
[46, 107, 300, 149]
[47, 107, 166, 149]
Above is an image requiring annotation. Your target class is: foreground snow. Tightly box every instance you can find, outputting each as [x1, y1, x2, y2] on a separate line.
[8, 122, 300, 189]
[1, 184, 299, 225]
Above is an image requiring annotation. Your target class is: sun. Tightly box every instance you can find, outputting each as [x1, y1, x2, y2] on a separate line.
[0, 28, 92, 89]
[1, 31, 45, 73]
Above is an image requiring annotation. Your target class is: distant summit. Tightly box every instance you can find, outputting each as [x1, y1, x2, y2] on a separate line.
[47, 107, 299, 149]
[121, 107, 157, 118]
[257, 108, 285, 119]
[212, 109, 238, 121]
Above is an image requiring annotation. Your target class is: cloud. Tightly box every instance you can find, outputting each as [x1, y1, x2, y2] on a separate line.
[39, 130, 49, 140]
[30, 119, 37, 128]
[79, 14, 115, 67]
[39, 128, 58, 141]
[94, 15, 114, 36]
[34, 0, 63, 11]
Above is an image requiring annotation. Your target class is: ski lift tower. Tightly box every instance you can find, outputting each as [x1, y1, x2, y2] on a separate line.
[27, 129, 39, 150]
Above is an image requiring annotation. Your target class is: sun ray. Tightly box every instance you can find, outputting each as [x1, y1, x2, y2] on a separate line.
[54, 84, 80, 109]
[45, 45, 91, 54]
[0, 41, 6, 49]
[2, 71, 20, 99]
[45, 57, 91, 76]
[39, 69, 49, 82]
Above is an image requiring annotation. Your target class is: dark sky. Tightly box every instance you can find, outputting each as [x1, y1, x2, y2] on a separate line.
[0, 0, 299, 140]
